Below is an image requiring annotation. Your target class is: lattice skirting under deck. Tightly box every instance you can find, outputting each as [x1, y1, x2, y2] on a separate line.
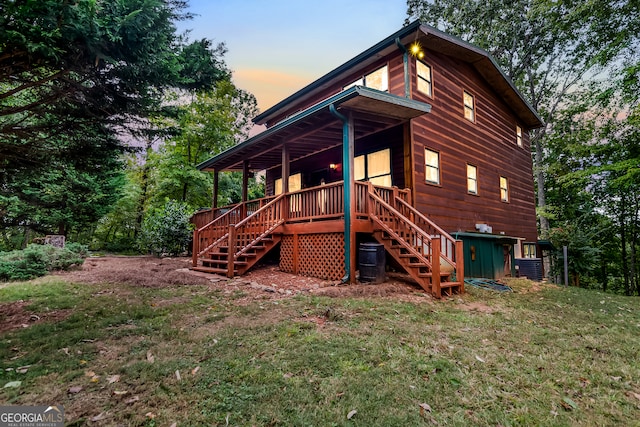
[279, 233, 345, 281]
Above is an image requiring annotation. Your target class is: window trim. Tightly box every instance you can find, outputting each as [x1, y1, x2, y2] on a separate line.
[343, 64, 389, 92]
[354, 148, 392, 187]
[274, 172, 302, 195]
[499, 176, 509, 202]
[416, 59, 433, 98]
[522, 243, 537, 259]
[425, 147, 441, 185]
[516, 125, 523, 147]
[466, 163, 478, 195]
[463, 90, 475, 122]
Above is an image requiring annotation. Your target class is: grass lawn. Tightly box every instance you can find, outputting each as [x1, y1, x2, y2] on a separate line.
[1, 263, 639, 426]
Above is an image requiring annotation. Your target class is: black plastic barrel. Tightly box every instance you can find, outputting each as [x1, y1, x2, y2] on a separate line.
[359, 242, 385, 283]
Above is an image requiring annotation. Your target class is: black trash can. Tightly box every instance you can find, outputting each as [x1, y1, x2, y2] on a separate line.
[359, 242, 385, 283]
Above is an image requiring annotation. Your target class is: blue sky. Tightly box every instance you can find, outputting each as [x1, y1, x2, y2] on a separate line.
[176, 0, 408, 112]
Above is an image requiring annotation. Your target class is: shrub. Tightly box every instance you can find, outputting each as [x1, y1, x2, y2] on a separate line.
[0, 243, 89, 281]
[138, 200, 193, 256]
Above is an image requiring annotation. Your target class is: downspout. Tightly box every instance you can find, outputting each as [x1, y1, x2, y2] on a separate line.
[395, 37, 410, 98]
[329, 103, 352, 283]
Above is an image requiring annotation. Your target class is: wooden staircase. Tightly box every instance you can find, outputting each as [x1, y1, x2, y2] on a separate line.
[192, 194, 285, 278]
[192, 182, 464, 298]
[366, 185, 464, 298]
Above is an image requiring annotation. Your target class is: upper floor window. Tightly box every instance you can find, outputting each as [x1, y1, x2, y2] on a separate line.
[275, 172, 302, 195]
[467, 164, 478, 194]
[516, 125, 523, 147]
[417, 60, 432, 97]
[425, 148, 440, 185]
[500, 176, 509, 202]
[355, 148, 392, 187]
[463, 90, 475, 122]
[343, 65, 389, 92]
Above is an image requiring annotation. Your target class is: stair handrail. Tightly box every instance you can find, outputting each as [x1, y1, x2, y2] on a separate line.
[232, 193, 286, 259]
[368, 189, 434, 267]
[393, 196, 458, 267]
[193, 202, 245, 265]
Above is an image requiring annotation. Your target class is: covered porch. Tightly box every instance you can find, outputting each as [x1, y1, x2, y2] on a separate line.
[193, 86, 464, 297]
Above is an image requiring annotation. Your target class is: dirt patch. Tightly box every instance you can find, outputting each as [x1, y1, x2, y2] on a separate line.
[58, 256, 212, 287]
[457, 301, 497, 314]
[0, 300, 71, 333]
[55, 256, 440, 304]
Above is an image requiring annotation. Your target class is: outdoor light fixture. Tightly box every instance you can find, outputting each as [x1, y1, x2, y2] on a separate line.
[410, 42, 424, 59]
[329, 163, 338, 170]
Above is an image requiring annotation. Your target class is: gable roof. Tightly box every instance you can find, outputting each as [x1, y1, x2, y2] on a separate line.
[254, 20, 543, 130]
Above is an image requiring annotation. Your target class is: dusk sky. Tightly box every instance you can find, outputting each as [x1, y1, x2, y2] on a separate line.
[176, 0, 408, 113]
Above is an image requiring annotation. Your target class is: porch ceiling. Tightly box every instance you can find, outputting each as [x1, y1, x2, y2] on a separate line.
[197, 86, 431, 172]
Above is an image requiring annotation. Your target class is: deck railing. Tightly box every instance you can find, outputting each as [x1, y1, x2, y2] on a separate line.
[286, 181, 345, 222]
[192, 181, 459, 281]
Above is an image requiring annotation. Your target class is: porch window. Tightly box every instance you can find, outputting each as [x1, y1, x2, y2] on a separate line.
[425, 148, 440, 185]
[516, 125, 523, 147]
[463, 90, 475, 122]
[354, 148, 392, 187]
[417, 60, 432, 97]
[523, 243, 537, 258]
[343, 65, 389, 92]
[274, 172, 302, 195]
[500, 176, 509, 202]
[467, 164, 478, 194]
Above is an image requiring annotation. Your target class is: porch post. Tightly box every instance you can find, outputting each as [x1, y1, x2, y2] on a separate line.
[346, 112, 356, 283]
[241, 161, 249, 202]
[212, 170, 219, 209]
[329, 104, 355, 283]
[281, 144, 290, 194]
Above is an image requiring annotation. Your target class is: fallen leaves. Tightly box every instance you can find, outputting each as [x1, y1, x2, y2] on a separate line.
[146, 351, 155, 364]
[561, 397, 579, 411]
[68, 385, 83, 394]
[107, 374, 120, 384]
[347, 409, 357, 420]
[3, 381, 21, 389]
[626, 391, 640, 402]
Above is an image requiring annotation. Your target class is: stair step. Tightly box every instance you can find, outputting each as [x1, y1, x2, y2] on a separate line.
[191, 266, 235, 275]
[202, 259, 248, 267]
[441, 281, 463, 289]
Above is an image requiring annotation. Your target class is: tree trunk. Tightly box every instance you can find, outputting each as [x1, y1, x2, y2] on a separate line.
[135, 138, 153, 239]
[620, 195, 630, 295]
[535, 136, 549, 238]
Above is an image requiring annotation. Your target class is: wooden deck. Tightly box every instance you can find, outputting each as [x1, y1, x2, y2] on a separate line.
[191, 182, 464, 298]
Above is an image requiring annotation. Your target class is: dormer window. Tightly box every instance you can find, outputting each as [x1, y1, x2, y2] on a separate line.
[343, 65, 389, 92]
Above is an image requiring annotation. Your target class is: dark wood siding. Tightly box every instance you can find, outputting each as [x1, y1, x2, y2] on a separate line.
[409, 50, 538, 242]
[266, 55, 405, 127]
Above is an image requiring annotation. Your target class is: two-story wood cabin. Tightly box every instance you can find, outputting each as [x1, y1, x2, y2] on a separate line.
[192, 21, 543, 298]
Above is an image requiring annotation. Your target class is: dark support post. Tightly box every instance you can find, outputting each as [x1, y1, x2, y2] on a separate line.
[329, 104, 355, 283]
[281, 144, 290, 221]
[281, 144, 290, 194]
[242, 161, 249, 202]
[432, 238, 441, 298]
[212, 170, 219, 209]
[227, 225, 236, 278]
[455, 240, 465, 293]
